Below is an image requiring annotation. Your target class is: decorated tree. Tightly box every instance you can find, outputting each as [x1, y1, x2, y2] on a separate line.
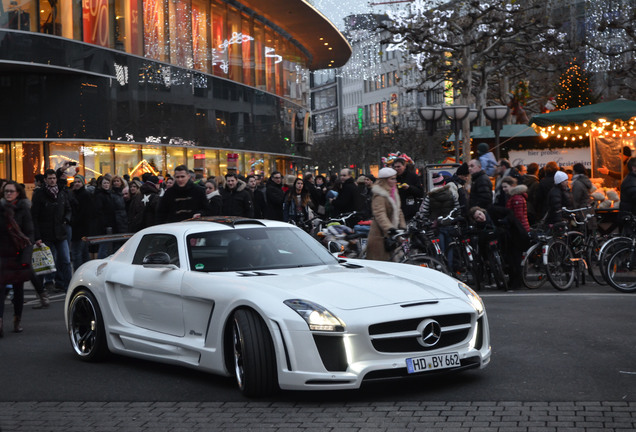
[555, 63, 594, 110]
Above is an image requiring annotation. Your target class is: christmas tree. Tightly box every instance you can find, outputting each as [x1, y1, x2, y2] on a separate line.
[555, 63, 593, 110]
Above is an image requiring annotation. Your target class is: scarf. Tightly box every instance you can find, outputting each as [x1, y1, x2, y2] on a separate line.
[45, 183, 59, 199]
[206, 190, 220, 200]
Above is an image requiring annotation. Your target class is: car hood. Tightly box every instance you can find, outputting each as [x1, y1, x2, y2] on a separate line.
[246, 264, 457, 310]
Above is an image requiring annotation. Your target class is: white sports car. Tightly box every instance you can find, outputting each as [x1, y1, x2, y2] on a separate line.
[65, 217, 491, 396]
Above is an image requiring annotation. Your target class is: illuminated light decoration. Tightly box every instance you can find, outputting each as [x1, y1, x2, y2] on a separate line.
[532, 116, 636, 140]
[585, 0, 633, 73]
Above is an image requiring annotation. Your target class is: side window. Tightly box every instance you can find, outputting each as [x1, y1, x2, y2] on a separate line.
[132, 234, 180, 267]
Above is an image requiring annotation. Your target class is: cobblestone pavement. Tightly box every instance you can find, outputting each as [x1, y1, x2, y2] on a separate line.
[1, 401, 635, 431]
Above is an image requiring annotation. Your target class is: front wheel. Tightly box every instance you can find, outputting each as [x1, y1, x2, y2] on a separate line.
[522, 244, 547, 289]
[67, 289, 109, 361]
[232, 309, 278, 397]
[606, 247, 636, 293]
[546, 240, 575, 291]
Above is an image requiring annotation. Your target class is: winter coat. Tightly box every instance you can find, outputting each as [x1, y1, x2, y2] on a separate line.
[207, 190, 223, 217]
[221, 180, 254, 217]
[1, 198, 33, 284]
[418, 182, 459, 222]
[333, 177, 364, 215]
[571, 174, 594, 209]
[128, 182, 161, 232]
[535, 174, 556, 221]
[366, 183, 406, 262]
[31, 185, 71, 242]
[93, 188, 122, 234]
[110, 189, 129, 233]
[546, 185, 573, 225]
[71, 186, 95, 240]
[479, 151, 498, 176]
[619, 172, 636, 215]
[523, 175, 540, 225]
[156, 180, 210, 223]
[283, 192, 311, 224]
[265, 179, 285, 221]
[505, 184, 530, 232]
[396, 169, 423, 221]
[469, 170, 493, 210]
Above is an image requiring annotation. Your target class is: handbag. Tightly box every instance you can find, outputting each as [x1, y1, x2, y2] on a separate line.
[32, 244, 57, 275]
[7, 213, 31, 251]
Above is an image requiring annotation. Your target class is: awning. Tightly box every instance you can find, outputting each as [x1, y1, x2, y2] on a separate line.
[528, 98, 636, 127]
[449, 124, 538, 141]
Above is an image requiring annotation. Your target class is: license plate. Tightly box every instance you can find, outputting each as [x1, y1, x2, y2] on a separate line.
[406, 352, 460, 374]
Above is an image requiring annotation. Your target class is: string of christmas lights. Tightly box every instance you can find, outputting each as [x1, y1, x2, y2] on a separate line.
[532, 118, 636, 142]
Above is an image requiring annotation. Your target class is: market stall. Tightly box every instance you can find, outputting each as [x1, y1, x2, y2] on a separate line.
[529, 98, 636, 231]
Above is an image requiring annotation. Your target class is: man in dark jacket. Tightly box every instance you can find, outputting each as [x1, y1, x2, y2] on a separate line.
[534, 161, 559, 222]
[619, 157, 636, 235]
[332, 168, 364, 215]
[31, 169, 73, 292]
[156, 165, 210, 223]
[70, 174, 94, 270]
[221, 173, 254, 217]
[523, 163, 540, 225]
[264, 172, 285, 221]
[468, 159, 493, 210]
[393, 158, 423, 221]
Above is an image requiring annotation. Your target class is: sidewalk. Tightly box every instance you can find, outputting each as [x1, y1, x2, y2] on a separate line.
[1, 401, 635, 431]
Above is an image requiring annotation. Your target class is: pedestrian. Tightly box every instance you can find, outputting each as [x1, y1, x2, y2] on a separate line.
[477, 143, 497, 177]
[264, 171, 285, 221]
[93, 175, 127, 258]
[501, 176, 530, 232]
[468, 159, 493, 210]
[493, 159, 521, 207]
[449, 162, 470, 218]
[156, 165, 210, 223]
[70, 174, 94, 269]
[128, 175, 161, 231]
[546, 170, 573, 225]
[534, 161, 559, 222]
[366, 167, 406, 262]
[31, 169, 73, 293]
[204, 178, 223, 216]
[523, 163, 540, 225]
[598, 146, 632, 182]
[332, 168, 364, 216]
[392, 158, 423, 221]
[221, 173, 253, 217]
[618, 157, 636, 235]
[1, 181, 37, 334]
[571, 163, 594, 209]
[417, 173, 459, 253]
[283, 178, 312, 228]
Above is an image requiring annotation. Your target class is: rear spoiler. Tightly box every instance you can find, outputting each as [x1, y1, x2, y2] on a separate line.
[82, 233, 134, 245]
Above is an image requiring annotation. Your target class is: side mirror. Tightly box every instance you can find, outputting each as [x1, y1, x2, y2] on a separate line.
[142, 252, 177, 269]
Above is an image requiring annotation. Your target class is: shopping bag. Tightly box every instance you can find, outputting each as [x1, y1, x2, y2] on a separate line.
[32, 244, 57, 275]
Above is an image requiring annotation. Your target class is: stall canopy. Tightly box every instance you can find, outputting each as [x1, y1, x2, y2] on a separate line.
[529, 98, 636, 127]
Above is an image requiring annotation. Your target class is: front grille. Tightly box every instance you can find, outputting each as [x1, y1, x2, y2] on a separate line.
[313, 335, 348, 372]
[369, 313, 472, 353]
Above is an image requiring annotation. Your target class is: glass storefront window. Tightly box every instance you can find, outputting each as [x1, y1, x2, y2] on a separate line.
[210, 1, 226, 77]
[241, 14, 253, 87]
[140, 145, 164, 176]
[82, 143, 114, 179]
[143, 0, 169, 62]
[192, 0, 209, 72]
[253, 21, 265, 91]
[203, 149, 219, 177]
[113, 144, 140, 176]
[11, 142, 43, 188]
[114, 0, 142, 54]
[226, 6, 242, 83]
[1, 0, 37, 31]
[49, 141, 81, 173]
[82, 0, 109, 47]
[166, 146, 185, 174]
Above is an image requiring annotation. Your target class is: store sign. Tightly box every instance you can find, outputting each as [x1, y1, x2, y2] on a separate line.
[82, 0, 109, 47]
[508, 147, 591, 168]
[193, 153, 206, 160]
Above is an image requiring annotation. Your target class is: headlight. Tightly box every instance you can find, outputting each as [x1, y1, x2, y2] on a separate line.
[457, 282, 484, 315]
[284, 299, 345, 332]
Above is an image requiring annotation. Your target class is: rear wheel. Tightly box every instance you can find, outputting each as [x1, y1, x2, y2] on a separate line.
[232, 309, 278, 397]
[405, 254, 449, 274]
[522, 244, 547, 289]
[489, 250, 508, 291]
[586, 236, 606, 285]
[67, 289, 109, 361]
[606, 247, 636, 293]
[546, 240, 575, 291]
[599, 237, 631, 284]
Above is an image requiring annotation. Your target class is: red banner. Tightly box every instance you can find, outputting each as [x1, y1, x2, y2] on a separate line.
[82, 0, 109, 47]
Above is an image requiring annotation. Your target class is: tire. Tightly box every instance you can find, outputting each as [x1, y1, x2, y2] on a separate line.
[606, 247, 636, 293]
[522, 244, 547, 289]
[231, 309, 278, 397]
[599, 237, 631, 285]
[489, 250, 508, 291]
[586, 236, 606, 285]
[67, 289, 109, 362]
[405, 254, 449, 274]
[546, 239, 575, 291]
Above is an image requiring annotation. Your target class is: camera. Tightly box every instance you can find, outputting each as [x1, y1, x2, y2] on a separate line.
[69, 161, 77, 166]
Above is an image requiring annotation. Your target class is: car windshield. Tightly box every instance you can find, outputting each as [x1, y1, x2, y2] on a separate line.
[186, 226, 338, 272]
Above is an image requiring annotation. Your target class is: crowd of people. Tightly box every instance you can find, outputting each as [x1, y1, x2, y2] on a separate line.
[1, 147, 636, 337]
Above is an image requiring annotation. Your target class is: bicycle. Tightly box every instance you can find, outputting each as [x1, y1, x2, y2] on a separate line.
[387, 229, 448, 273]
[596, 215, 636, 286]
[440, 211, 481, 290]
[470, 227, 508, 291]
[605, 237, 636, 292]
[521, 228, 550, 289]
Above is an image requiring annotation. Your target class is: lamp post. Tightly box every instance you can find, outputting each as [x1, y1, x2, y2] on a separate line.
[418, 106, 444, 163]
[483, 105, 510, 160]
[442, 105, 470, 162]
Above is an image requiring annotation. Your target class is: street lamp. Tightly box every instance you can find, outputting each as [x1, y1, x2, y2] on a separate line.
[418, 106, 444, 163]
[483, 105, 510, 160]
[442, 105, 470, 162]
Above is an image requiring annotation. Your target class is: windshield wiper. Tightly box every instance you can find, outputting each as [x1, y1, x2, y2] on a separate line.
[236, 271, 275, 277]
[339, 260, 364, 269]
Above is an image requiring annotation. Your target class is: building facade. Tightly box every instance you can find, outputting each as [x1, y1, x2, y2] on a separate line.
[0, 0, 350, 185]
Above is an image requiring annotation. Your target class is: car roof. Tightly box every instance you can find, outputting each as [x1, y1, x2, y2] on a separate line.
[138, 217, 293, 237]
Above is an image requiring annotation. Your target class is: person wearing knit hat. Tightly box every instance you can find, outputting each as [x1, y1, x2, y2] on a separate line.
[546, 170, 573, 224]
[366, 166, 405, 261]
[73, 174, 85, 185]
[455, 162, 469, 177]
[477, 142, 497, 176]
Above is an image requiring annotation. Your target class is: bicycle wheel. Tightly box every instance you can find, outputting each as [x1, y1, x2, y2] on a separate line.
[599, 237, 631, 284]
[585, 236, 606, 285]
[405, 254, 449, 274]
[489, 250, 508, 291]
[445, 243, 480, 289]
[546, 239, 575, 291]
[606, 247, 636, 293]
[522, 244, 547, 289]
